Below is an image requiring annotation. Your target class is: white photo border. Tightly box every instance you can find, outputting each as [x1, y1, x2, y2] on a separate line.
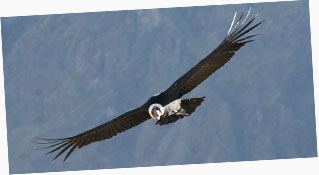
[0, 0, 318, 175]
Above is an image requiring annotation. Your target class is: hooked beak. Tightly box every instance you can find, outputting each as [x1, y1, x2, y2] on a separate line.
[155, 110, 162, 120]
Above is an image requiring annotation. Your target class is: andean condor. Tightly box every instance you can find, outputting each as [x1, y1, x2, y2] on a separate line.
[36, 9, 264, 161]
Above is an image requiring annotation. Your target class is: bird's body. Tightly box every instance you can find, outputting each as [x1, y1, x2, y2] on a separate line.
[156, 97, 205, 125]
[35, 9, 264, 161]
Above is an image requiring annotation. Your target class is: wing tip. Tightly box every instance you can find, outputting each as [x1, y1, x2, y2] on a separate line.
[34, 136, 75, 161]
[225, 8, 263, 43]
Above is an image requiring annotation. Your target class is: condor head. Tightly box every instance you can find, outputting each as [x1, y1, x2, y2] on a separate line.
[148, 103, 165, 120]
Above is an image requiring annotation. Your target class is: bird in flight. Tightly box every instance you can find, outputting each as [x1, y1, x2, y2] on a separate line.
[36, 9, 263, 161]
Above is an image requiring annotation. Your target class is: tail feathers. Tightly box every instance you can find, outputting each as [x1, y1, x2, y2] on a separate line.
[181, 96, 205, 115]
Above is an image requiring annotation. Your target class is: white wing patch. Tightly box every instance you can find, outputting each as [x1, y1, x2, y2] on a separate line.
[164, 99, 182, 116]
[153, 93, 160, 96]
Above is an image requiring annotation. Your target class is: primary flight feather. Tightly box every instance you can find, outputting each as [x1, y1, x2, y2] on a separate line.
[35, 9, 264, 161]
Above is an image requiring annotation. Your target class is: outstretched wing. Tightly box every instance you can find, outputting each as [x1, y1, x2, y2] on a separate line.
[163, 9, 264, 99]
[35, 107, 150, 161]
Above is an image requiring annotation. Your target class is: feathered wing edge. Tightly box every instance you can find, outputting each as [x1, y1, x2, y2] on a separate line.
[34, 107, 150, 161]
[225, 8, 265, 44]
[164, 8, 264, 99]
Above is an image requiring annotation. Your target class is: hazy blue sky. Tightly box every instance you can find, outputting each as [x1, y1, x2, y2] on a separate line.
[1, 0, 317, 174]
